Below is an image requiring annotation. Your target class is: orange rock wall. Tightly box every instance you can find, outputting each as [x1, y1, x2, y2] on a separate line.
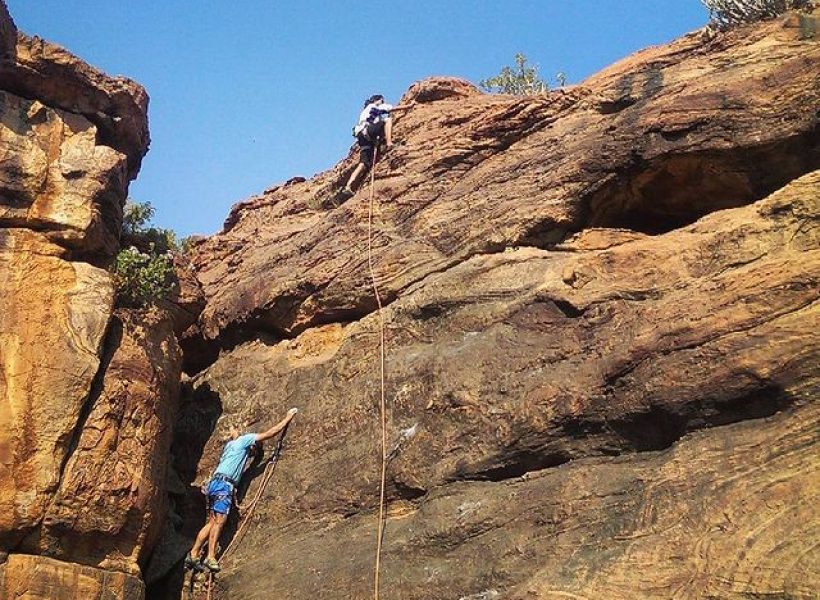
[167, 10, 820, 600]
[0, 3, 180, 599]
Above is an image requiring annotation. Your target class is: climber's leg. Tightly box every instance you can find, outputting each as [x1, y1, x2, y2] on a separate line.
[344, 162, 367, 194]
[206, 511, 227, 565]
[189, 518, 212, 561]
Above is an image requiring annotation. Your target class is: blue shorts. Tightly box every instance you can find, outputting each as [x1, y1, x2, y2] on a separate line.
[206, 478, 234, 515]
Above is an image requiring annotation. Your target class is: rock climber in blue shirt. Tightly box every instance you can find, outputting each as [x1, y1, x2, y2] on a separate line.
[186, 407, 298, 573]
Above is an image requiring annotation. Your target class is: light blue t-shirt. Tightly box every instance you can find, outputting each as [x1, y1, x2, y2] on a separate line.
[214, 433, 257, 483]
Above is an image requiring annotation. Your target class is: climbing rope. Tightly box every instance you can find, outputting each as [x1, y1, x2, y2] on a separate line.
[366, 145, 389, 600]
[205, 572, 214, 600]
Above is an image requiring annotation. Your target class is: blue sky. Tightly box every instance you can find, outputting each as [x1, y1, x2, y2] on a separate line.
[8, 1, 709, 237]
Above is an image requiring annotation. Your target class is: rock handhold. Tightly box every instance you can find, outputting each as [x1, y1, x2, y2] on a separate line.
[402, 76, 480, 104]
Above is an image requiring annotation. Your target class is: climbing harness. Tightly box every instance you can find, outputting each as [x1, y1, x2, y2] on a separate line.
[366, 145, 389, 600]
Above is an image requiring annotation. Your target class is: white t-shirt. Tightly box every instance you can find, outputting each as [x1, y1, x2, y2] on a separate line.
[354, 102, 394, 135]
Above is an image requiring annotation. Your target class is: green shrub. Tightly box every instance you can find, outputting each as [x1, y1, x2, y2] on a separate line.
[111, 246, 175, 308]
[480, 53, 550, 95]
[702, 0, 813, 27]
[112, 200, 178, 307]
[122, 200, 178, 254]
[179, 235, 200, 255]
[122, 200, 155, 234]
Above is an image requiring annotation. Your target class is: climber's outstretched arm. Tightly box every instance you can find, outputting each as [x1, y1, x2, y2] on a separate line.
[255, 408, 298, 443]
[390, 102, 416, 113]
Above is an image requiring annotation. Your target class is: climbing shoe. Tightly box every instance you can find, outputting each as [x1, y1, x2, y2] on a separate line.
[340, 186, 354, 198]
[184, 554, 203, 572]
[203, 558, 221, 573]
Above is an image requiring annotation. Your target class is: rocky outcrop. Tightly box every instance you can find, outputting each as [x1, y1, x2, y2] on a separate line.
[174, 171, 818, 598]
[190, 168, 818, 498]
[0, 3, 178, 599]
[0, 228, 113, 546]
[188, 11, 819, 353]
[22, 310, 182, 574]
[0, 91, 130, 256]
[169, 10, 820, 600]
[211, 403, 816, 600]
[0, 554, 144, 600]
[0, 8, 148, 180]
[162, 254, 207, 337]
[0, 2, 149, 257]
[2, 0, 818, 598]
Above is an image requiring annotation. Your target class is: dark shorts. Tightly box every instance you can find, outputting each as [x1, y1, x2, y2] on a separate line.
[206, 478, 233, 515]
[357, 122, 386, 167]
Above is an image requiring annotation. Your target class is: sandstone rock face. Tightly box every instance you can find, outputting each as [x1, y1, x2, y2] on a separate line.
[0, 554, 144, 600]
[170, 12, 820, 600]
[0, 91, 129, 255]
[190, 170, 819, 505]
[0, 3, 176, 599]
[0, 1, 148, 256]
[188, 12, 819, 350]
[211, 404, 816, 600]
[0, 228, 113, 546]
[177, 172, 818, 600]
[508, 412, 817, 600]
[161, 254, 207, 338]
[24, 310, 182, 574]
[0, 3, 148, 180]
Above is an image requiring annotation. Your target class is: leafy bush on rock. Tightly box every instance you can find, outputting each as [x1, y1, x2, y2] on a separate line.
[480, 53, 550, 95]
[111, 200, 177, 307]
[111, 246, 175, 308]
[702, 0, 814, 27]
[122, 200, 178, 255]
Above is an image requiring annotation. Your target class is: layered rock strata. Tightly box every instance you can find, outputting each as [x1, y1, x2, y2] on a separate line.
[169, 10, 820, 600]
[0, 228, 113, 545]
[0, 554, 144, 600]
[0, 3, 179, 598]
[1, 0, 818, 598]
[174, 170, 819, 599]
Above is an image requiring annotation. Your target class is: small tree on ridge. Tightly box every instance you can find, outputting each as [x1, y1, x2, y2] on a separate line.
[701, 0, 814, 27]
[480, 53, 549, 95]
